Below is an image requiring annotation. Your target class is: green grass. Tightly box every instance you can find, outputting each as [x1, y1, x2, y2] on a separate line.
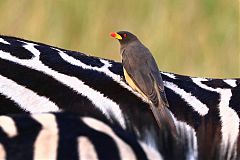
[0, 0, 239, 78]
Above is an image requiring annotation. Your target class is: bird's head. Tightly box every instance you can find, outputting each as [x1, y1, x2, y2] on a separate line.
[110, 31, 138, 45]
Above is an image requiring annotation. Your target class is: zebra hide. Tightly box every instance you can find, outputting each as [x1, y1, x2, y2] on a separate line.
[0, 35, 239, 159]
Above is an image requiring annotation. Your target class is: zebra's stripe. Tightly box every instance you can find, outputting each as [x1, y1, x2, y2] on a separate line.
[138, 142, 162, 160]
[57, 48, 121, 81]
[224, 79, 237, 88]
[0, 115, 17, 137]
[162, 72, 176, 79]
[31, 114, 59, 160]
[192, 78, 240, 158]
[0, 38, 9, 45]
[164, 81, 209, 116]
[0, 74, 59, 113]
[82, 117, 137, 160]
[0, 35, 239, 159]
[57, 48, 146, 101]
[175, 120, 198, 160]
[78, 136, 98, 160]
[218, 90, 239, 159]
[0, 144, 5, 160]
[0, 43, 126, 128]
[0, 112, 165, 160]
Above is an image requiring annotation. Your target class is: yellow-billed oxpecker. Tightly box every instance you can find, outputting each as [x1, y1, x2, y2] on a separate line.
[110, 31, 177, 135]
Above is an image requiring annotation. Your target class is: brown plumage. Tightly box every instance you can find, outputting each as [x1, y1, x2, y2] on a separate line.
[110, 31, 177, 136]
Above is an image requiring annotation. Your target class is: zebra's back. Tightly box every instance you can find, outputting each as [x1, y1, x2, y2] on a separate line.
[0, 35, 239, 159]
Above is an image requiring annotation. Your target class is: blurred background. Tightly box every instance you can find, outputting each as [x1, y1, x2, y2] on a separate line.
[0, 0, 239, 77]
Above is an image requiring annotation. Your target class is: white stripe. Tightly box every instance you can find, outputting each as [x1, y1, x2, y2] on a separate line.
[164, 81, 209, 116]
[78, 137, 98, 160]
[58, 49, 122, 82]
[31, 114, 58, 160]
[0, 43, 126, 128]
[100, 59, 112, 68]
[82, 117, 136, 160]
[175, 120, 198, 160]
[192, 78, 214, 91]
[138, 142, 162, 160]
[192, 78, 239, 159]
[161, 72, 176, 79]
[191, 77, 208, 82]
[192, 78, 231, 91]
[0, 143, 6, 159]
[218, 90, 239, 159]
[57, 48, 146, 101]
[0, 38, 10, 45]
[223, 79, 237, 87]
[143, 129, 158, 150]
[0, 116, 17, 137]
[58, 50, 120, 80]
[48, 48, 126, 128]
[0, 75, 59, 113]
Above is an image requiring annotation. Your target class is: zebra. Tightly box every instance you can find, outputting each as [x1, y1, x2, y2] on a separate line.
[0, 35, 239, 159]
[0, 112, 234, 160]
[0, 112, 169, 160]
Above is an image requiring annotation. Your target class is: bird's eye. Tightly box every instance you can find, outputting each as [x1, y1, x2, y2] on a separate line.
[123, 34, 127, 38]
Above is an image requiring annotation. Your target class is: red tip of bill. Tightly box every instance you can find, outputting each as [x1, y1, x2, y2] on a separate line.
[110, 32, 116, 38]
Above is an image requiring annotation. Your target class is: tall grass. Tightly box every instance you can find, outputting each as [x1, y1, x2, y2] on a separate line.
[0, 0, 239, 77]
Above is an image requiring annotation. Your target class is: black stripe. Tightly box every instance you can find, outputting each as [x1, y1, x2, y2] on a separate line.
[56, 113, 121, 160]
[111, 127, 148, 160]
[229, 88, 240, 117]
[0, 114, 42, 160]
[165, 88, 202, 129]
[170, 73, 194, 82]
[0, 58, 99, 115]
[108, 60, 124, 76]
[202, 79, 233, 89]
[1, 35, 84, 56]
[162, 77, 222, 159]
[2, 35, 103, 67]
[163, 74, 220, 112]
[65, 50, 104, 68]
[37, 44, 146, 110]
[236, 80, 240, 87]
[0, 93, 27, 115]
[2, 37, 27, 47]
[197, 116, 222, 160]
[36, 44, 161, 137]
[0, 43, 33, 59]
[0, 124, 9, 158]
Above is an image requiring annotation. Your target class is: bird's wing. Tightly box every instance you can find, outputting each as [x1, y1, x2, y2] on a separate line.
[148, 55, 169, 106]
[148, 56, 165, 91]
[122, 49, 160, 106]
[149, 71, 169, 106]
[123, 48, 176, 134]
[123, 50, 176, 134]
[122, 47, 169, 107]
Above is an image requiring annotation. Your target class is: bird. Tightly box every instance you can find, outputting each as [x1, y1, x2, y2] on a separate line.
[110, 31, 177, 135]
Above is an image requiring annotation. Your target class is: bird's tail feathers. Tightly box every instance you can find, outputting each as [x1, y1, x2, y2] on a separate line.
[150, 103, 177, 138]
